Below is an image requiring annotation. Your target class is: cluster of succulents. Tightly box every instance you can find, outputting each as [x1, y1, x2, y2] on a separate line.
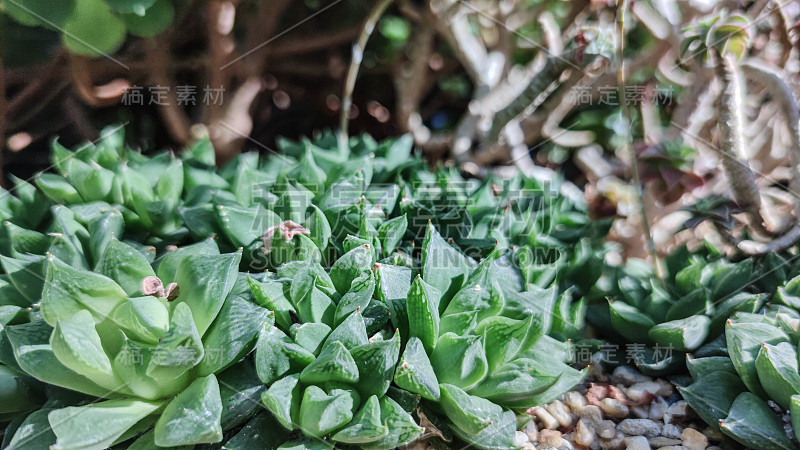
[0, 127, 610, 448]
[677, 268, 800, 450]
[583, 242, 798, 376]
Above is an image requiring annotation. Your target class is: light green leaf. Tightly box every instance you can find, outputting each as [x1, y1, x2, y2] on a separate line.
[154, 374, 223, 446]
[299, 341, 359, 384]
[172, 252, 241, 336]
[49, 399, 160, 450]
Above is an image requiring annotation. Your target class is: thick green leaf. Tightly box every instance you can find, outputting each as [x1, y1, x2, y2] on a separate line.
[648, 315, 710, 352]
[154, 375, 223, 446]
[247, 276, 296, 331]
[481, 315, 539, 372]
[197, 295, 271, 375]
[719, 392, 795, 450]
[51, 309, 119, 391]
[222, 412, 289, 449]
[145, 302, 203, 381]
[298, 385, 357, 437]
[334, 273, 375, 326]
[172, 252, 241, 336]
[422, 223, 470, 299]
[726, 321, 789, 398]
[330, 244, 372, 295]
[430, 332, 488, 390]
[261, 373, 302, 430]
[323, 310, 369, 351]
[407, 275, 441, 352]
[5, 408, 56, 450]
[110, 296, 170, 345]
[678, 370, 746, 431]
[350, 331, 400, 398]
[0, 255, 45, 304]
[608, 301, 655, 344]
[755, 342, 800, 409]
[293, 284, 334, 326]
[95, 238, 156, 296]
[331, 395, 389, 444]
[299, 341, 359, 384]
[394, 336, 440, 400]
[41, 255, 128, 326]
[290, 322, 331, 355]
[362, 396, 422, 450]
[686, 355, 736, 379]
[439, 383, 502, 435]
[378, 215, 407, 256]
[155, 238, 219, 283]
[6, 320, 109, 397]
[62, 0, 126, 58]
[49, 400, 159, 450]
[255, 326, 313, 385]
[468, 358, 561, 404]
[450, 409, 516, 450]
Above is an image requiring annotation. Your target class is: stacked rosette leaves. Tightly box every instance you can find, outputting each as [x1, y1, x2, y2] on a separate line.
[0, 127, 612, 448]
[248, 221, 585, 448]
[1, 221, 275, 448]
[679, 268, 800, 450]
[583, 242, 795, 375]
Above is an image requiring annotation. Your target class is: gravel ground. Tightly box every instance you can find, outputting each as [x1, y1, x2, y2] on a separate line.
[516, 365, 722, 450]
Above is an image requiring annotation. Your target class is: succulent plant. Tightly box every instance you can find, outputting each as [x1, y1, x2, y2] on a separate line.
[0, 224, 278, 448]
[582, 243, 800, 376]
[680, 304, 800, 450]
[0, 128, 611, 448]
[249, 222, 583, 449]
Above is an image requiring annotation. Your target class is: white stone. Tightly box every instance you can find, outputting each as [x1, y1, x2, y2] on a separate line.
[612, 366, 653, 385]
[661, 423, 683, 439]
[600, 398, 630, 418]
[576, 419, 596, 447]
[649, 396, 668, 420]
[627, 381, 662, 402]
[565, 391, 587, 410]
[532, 406, 560, 430]
[597, 420, 617, 439]
[624, 436, 649, 450]
[514, 431, 530, 447]
[547, 400, 574, 428]
[523, 419, 538, 442]
[617, 418, 662, 437]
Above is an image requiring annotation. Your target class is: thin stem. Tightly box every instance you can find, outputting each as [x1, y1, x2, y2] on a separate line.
[0, 55, 5, 188]
[339, 0, 395, 152]
[714, 51, 772, 237]
[617, 0, 663, 278]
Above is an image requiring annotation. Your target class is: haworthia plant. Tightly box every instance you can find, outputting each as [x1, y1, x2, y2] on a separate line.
[0, 127, 609, 448]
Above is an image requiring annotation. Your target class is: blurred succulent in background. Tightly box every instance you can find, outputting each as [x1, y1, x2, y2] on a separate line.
[637, 139, 704, 205]
[584, 240, 800, 376]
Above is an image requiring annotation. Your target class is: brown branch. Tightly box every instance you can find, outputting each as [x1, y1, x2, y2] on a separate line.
[206, 0, 236, 125]
[270, 27, 361, 57]
[339, 0, 395, 149]
[394, 14, 435, 144]
[241, 0, 292, 78]
[145, 37, 191, 146]
[68, 54, 129, 108]
[0, 55, 6, 187]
